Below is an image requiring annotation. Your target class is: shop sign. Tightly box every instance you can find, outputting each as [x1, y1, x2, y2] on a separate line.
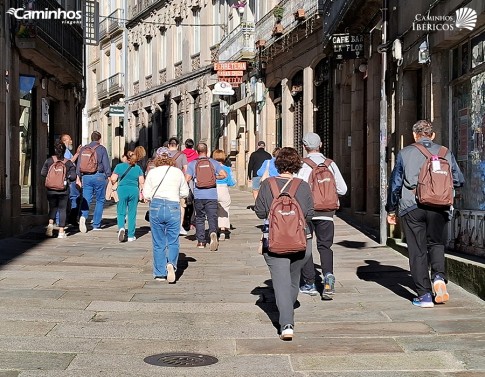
[212, 81, 235, 96]
[109, 105, 124, 117]
[217, 70, 244, 77]
[41, 98, 49, 123]
[332, 33, 364, 60]
[214, 62, 247, 71]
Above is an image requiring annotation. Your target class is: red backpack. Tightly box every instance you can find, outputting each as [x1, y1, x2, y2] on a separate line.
[195, 157, 217, 188]
[267, 178, 307, 254]
[79, 144, 100, 174]
[45, 156, 67, 191]
[413, 143, 453, 207]
[303, 158, 339, 211]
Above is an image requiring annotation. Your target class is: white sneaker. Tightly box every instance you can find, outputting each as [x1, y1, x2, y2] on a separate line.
[57, 232, 67, 239]
[209, 232, 219, 251]
[79, 217, 87, 233]
[167, 263, 176, 283]
[127, 237, 136, 242]
[118, 229, 125, 242]
[219, 232, 226, 241]
[179, 228, 188, 236]
[46, 224, 54, 237]
[280, 324, 294, 341]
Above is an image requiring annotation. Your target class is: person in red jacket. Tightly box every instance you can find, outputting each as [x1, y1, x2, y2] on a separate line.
[182, 139, 199, 163]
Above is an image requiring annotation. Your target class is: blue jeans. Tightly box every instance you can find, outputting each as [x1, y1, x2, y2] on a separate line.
[149, 198, 181, 278]
[80, 173, 107, 229]
[194, 199, 218, 243]
[117, 185, 139, 238]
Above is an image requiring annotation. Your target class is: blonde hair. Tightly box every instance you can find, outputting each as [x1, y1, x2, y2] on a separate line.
[212, 149, 226, 163]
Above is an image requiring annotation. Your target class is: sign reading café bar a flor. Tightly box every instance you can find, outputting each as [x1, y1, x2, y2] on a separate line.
[214, 61, 247, 87]
[332, 33, 364, 61]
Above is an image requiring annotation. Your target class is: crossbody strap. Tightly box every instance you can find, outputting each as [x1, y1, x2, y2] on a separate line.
[151, 167, 171, 198]
[118, 165, 134, 183]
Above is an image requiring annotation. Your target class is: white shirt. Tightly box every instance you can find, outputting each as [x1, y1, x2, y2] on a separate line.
[144, 166, 189, 202]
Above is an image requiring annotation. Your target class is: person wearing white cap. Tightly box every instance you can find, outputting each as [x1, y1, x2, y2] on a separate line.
[297, 132, 348, 298]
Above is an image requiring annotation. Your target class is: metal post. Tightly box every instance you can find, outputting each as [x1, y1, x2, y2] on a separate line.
[379, 0, 388, 245]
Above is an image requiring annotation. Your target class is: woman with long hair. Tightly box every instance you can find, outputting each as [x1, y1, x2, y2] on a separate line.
[254, 147, 314, 341]
[111, 151, 145, 242]
[41, 139, 77, 238]
[143, 147, 189, 283]
[212, 149, 236, 241]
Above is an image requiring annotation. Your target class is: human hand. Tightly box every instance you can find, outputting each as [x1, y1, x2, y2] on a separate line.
[387, 213, 397, 225]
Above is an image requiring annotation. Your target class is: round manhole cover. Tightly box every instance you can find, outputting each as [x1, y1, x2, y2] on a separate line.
[144, 353, 218, 367]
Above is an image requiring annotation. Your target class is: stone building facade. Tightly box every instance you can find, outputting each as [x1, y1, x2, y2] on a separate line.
[0, 0, 83, 237]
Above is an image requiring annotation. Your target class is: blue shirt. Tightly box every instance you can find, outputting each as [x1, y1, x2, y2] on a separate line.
[217, 164, 236, 186]
[113, 162, 143, 188]
[257, 158, 278, 178]
[64, 148, 73, 160]
[186, 157, 224, 200]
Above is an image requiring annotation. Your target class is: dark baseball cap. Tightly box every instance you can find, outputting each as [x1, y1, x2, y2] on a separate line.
[257, 141, 266, 147]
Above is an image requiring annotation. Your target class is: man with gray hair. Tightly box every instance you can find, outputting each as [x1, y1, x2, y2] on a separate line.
[297, 132, 347, 298]
[386, 120, 464, 308]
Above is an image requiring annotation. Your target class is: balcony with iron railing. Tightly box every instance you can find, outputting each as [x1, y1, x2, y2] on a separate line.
[108, 9, 124, 33]
[97, 73, 124, 102]
[99, 17, 109, 40]
[255, 0, 321, 52]
[128, 0, 157, 19]
[218, 22, 256, 62]
[14, 0, 83, 82]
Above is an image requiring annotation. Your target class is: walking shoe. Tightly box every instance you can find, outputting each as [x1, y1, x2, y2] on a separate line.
[209, 232, 219, 251]
[412, 292, 434, 308]
[118, 229, 125, 242]
[197, 242, 206, 249]
[280, 324, 294, 341]
[127, 237, 136, 242]
[79, 216, 87, 233]
[433, 275, 449, 304]
[179, 228, 188, 236]
[92, 228, 102, 231]
[57, 232, 67, 239]
[167, 263, 176, 283]
[46, 223, 54, 237]
[324, 273, 336, 295]
[219, 232, 226, 241]
[154, 276, 166, 281]
[299, 283, 318, 296]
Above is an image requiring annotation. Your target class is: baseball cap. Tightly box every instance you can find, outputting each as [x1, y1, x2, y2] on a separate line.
[302, 132, 321, 149]
[257, 141, 266, 147]
[156, 147, 170, 157]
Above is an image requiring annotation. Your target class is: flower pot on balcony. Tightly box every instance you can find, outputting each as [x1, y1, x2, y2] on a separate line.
[295, 9, 305, 20]
[256, 39, 266, 48]
[272, 23, 284, 37]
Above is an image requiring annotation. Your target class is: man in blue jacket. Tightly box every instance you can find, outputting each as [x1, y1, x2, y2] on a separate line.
[76, 131, 112, 233]
[386, 120, 464, 308]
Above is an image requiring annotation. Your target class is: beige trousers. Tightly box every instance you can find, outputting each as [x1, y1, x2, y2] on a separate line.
[217, 184, 231, 229]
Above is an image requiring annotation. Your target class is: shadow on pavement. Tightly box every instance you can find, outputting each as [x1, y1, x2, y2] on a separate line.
[0, 230, 48, 268]
[356, 259, 416, 301]
[175, 253, 197, 282]
[251, 279, 279, 331]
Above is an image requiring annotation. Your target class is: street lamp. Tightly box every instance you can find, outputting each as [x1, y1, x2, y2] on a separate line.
[232, 0, 247, 16]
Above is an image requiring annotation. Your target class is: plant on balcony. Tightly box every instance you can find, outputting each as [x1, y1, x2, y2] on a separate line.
[273, 5, 284, 21]
[272, 22, 283, 37]
[295, 9, 305, 21]
[255, 39, 266, 48]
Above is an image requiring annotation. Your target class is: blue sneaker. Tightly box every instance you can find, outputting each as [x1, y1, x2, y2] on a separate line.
[323, 273, 335, 295]
[412, 293, 434, 308]
[299, 283, 318, 296]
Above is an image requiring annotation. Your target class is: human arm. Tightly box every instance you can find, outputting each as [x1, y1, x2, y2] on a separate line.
[71, 145, 81, 163]
[40, 158, 50, 178]
[385, 152, 404, 217]
[101, 148, 111, 177]
[330, 161, 348, 196]
[247, 153, 255, 179]
[295, 181, 315, 221]
[449, 152, 465, 188]
[143, 171, 154, 200]
[254, 180, 271, 219]
[213, 160, 227, 179]
[256, 160, 269, 178]
[179, 171, 190, 198]
[66, 161, 77, 182]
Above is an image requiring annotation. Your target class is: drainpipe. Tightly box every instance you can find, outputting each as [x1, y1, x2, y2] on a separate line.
[4, 1, 11, 200]
[378, 0, 389, 245]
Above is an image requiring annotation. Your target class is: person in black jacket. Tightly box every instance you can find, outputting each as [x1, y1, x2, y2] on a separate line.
[247, 141, 271, 200]
[254, 147, 314, 341]
[41, 140, 77, 238]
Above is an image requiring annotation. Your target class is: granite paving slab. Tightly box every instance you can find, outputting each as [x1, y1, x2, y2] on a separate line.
[0, 351, 75, 371]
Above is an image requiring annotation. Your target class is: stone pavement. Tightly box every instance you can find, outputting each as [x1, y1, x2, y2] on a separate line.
[0, 188, 484, 376]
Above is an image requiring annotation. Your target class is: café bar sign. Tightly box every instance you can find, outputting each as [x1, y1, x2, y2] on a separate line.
[214, 61, 247, 87]
[332, 33, 364, 60]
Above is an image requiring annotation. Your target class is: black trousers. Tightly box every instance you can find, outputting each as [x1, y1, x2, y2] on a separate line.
[47, 193, 69, 227]
[301, 219, 334, 284]
[400, 207, 449, 296]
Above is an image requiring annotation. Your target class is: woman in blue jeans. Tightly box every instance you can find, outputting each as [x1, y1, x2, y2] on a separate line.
[143, 148, 189, 283]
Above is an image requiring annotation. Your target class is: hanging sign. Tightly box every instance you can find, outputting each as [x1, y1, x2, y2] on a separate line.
[214, 62, 247, 71]
[332, 33, 364, 60]
[212, 81, 235, 96]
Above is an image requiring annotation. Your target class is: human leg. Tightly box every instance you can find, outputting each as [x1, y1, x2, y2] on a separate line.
[400, 208, 432, 297]
[149, 199, 168, 278]
[426, 210, 449, 303]
[79, 175, 94, 220]
[194, 199, 207, 243]
[291, 245, 312, 302]
[126, 186, 139, 239]
[116, 187, 129, 231]
[92, 173, 107, 229]
[165, 200, 181, 282]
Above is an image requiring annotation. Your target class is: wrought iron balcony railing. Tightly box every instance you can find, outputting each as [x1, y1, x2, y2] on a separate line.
[97, 78, 109, 100]
[218, 22, 256, 62]
[108, 73, 124, 96]
[108, 9, 124, 33]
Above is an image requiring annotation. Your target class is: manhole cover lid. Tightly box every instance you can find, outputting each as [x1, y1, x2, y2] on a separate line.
[144, 352, 218, 367]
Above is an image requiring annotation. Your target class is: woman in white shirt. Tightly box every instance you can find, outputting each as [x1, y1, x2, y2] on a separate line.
[143, 147, 189, 283]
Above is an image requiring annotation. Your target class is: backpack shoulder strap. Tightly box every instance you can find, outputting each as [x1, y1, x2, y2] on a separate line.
[413, 143, 432, 158]
[92, 143, 100, 150]
[287, 178, 302, 197]
[172, 151, 182, 161]
[267, 177, 280, 198]
[303, 158, 317, 169]
[52, 156, 57, 162]
[323, 158, 333, 167]
[438, 146, 448, 158]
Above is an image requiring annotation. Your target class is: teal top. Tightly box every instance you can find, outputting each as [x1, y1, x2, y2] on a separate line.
[113, 162, 143, 187]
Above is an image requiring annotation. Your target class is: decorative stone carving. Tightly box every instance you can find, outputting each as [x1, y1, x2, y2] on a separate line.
[175, 63, 182, 78]
[145, 75, 153, 90]
[133, 81, 139, 95]
[191, 54, 200, 71]
[159, 69, 167, 84]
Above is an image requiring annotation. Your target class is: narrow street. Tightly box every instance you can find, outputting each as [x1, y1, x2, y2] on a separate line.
[0, 188, 484, 375]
